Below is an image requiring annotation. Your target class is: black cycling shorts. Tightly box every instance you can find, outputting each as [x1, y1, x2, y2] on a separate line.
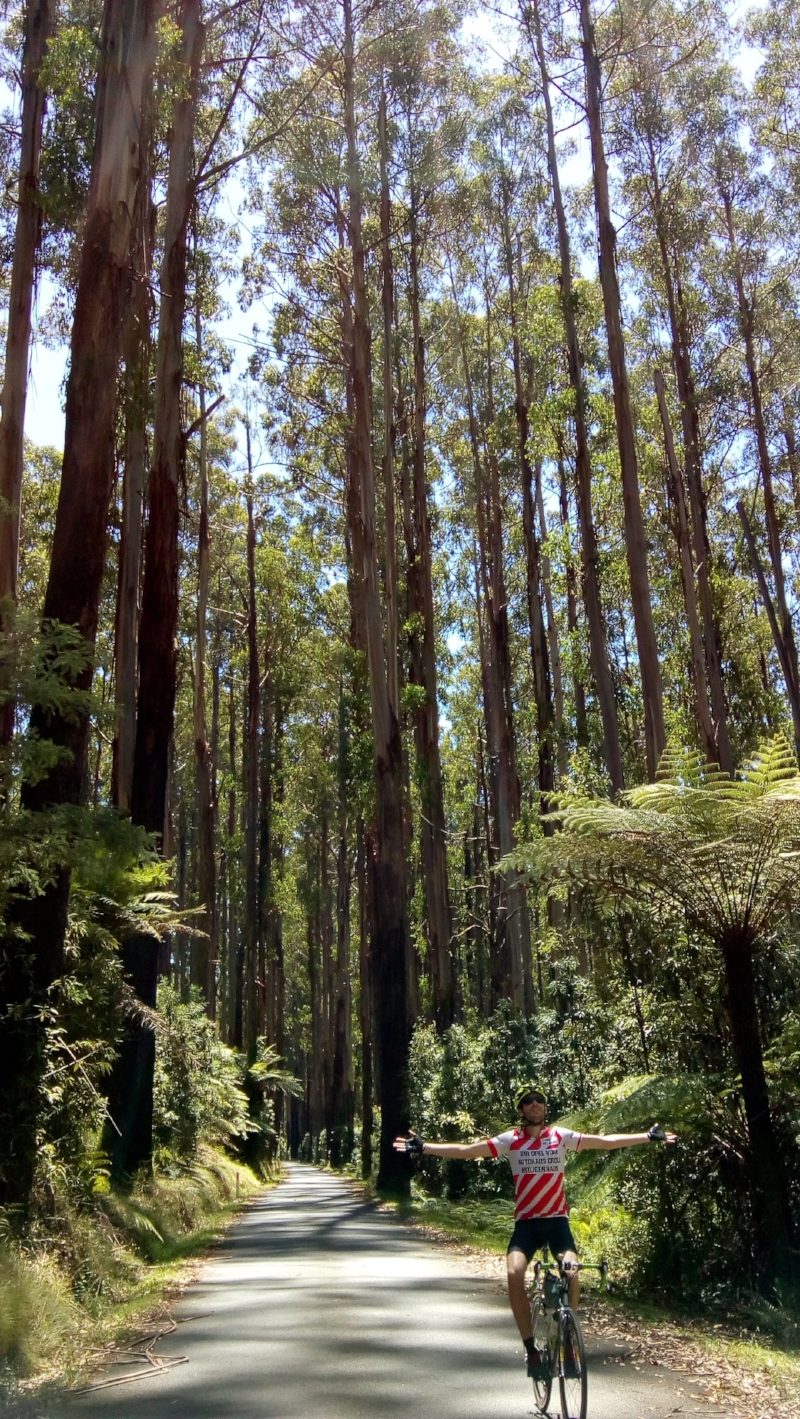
[507, 1215, 577, 1261]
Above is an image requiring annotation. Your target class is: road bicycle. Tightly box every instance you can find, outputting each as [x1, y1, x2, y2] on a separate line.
[528, 1252, 608, 1419]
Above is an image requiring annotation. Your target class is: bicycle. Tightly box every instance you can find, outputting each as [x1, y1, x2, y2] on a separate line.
[528, 1252, 608, 1419]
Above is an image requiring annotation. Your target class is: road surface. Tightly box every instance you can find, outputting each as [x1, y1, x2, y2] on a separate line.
[50, 1164, 732, 1419]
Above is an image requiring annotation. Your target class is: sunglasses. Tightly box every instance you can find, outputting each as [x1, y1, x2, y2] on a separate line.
[519, 1093, 546, 1106]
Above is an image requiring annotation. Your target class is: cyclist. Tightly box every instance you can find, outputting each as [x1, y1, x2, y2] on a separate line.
[394, 1085, 677, 1378]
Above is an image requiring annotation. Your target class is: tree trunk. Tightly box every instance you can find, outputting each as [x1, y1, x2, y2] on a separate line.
[23, 0, 155, 815]
[721, 928, 797, 1290]
[131, 0, 204, 836]
[654, 370, 717, 764]
[114, 0, 203, 1181]
[0, 0, 156, 1211]
[243, 460, 260, 1051]
[452, 291, 527, 1010]
[0, 0, 54, 746]
[483, 308, 535, 1011]
[112, 172, 153, 813]
[579, 0, 665, 779]
[261, 693, 286, 1134]
[648, 151, 732, 775]
[378, 84, 399, 718]
[330, 679, 354, 1165]
[499, 179, 555, 808]
[321, 812, 336, 1142]
[529, 0, 622, 793]
[339, 194, 372, 1178]
[557, 445, 588, 748]
[405, 176, 454, 1029]
[259, 674, 273, 1044]
[722, 188, 800, 741]
[535, 465, 566, 777]
[228, 673, 241, 1046]
[343, 0, 411, 1193]
[736, 499, 800, 746]
[191, 292, 216, 1009]
[357, 818, 373, 1177]
[307, 836, 322, 1149]
[783, 413, 800, 527]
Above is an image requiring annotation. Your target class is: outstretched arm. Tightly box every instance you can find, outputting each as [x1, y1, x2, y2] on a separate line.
[578, 1123, 677, 1152]
[393, 1135, 492, 1159]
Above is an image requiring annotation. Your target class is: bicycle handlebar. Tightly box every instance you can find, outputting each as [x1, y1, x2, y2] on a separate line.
[534, 1257, 609, 1275]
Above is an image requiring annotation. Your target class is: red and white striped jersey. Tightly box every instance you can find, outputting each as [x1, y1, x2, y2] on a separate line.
[486, 1126, 583, 1219]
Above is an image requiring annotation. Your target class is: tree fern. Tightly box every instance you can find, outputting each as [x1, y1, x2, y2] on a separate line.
[508, 735, 800, 1289]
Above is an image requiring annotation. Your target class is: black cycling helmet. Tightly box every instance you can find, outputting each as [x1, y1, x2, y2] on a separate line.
[515, 1085, 547, 1110]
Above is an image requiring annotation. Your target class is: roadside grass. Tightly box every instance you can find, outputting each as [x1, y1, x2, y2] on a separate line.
[381, 1190, 800, 1414]
[0, 1147, 269, 1403]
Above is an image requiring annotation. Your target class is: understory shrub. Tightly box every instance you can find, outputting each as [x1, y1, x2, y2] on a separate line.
[0, 1246, 82, 1380]
[0, 1147, 262, 1397]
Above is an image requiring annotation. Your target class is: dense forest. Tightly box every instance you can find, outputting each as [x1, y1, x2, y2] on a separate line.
[1, 0, 799, 1340]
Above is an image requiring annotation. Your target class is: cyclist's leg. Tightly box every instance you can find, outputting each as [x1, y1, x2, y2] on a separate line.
[562, 1247, 580, 1311]
[546, 1219, 580, 1310]
[506, 1246, 532, 1340]
[506, 1218, 540, 1341]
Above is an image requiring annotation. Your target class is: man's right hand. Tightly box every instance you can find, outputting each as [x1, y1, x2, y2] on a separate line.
[393, 1133, 425, 1154]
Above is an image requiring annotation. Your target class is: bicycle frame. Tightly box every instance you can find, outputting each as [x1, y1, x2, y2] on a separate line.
[527, 1251, 607, 1419]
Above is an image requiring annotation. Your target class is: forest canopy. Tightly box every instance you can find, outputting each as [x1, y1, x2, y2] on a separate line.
[0, 0, 799, 1326]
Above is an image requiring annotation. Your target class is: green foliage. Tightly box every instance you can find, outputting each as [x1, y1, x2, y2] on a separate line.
[514, 736, 800, 945]
[0, 1148, 263, 1396]
[0, 1245, 81, 1381]
[153, 985, 254, 1160]
[407, 988, 796, 1302]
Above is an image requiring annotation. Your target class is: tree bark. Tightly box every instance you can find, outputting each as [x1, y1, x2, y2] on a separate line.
[451, 287, 528, 1011]
[331, 678, 354, 1165]
[321, 812, 336, 1139]
[307, 833, 322, 1149]
[114, 0, 203, 1180]
[654, 369, 717, 764]
[737, 499, 800, 746]
[535, 464, 566, 776]
[0, 0, 55, 745]
[261, 690, 286, 1134]
[112, 172, 153, 813]
[191, 289, 216, 1009]
[721, 928, 797, 1289]
[784, 414, 800, 529]
[0, 0, 156, 1210]
[228, 673, 241, 1046]
[405, 174, 454, 1030]
[338, 191, 372, 1176]
[259, 674, 273, 1044]
[579, 0, 665, 779]
[483, 307, 535, 1011]
[529, 0, 622, 793]
[378, 83, 399, 718]
[357, 818, 373, 1177]
[131, 0, 204, 836]
[243, 456, 260, 1051]
[343, 0, 411, 1192]
[722, 187, 800, 742]
[499, 177, 555, 807]
[557, 445, 588, 748]
[647, 150, 732, 774]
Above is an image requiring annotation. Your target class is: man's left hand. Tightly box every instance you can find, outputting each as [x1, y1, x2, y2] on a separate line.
[648, 1122, 678, 1144]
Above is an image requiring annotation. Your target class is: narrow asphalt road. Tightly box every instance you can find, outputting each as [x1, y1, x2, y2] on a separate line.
[52, 1164, 732, 1419]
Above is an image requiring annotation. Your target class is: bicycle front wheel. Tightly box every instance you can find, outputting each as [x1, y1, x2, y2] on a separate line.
[558, 1309, 587, 1419]
[530, 1295, 552, 1412]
